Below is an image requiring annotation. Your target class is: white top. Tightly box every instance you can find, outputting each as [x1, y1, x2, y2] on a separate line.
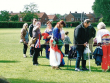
[60, 29, 65, 35]
[44, 28, 52, 33]
[96, 29, 110, 43]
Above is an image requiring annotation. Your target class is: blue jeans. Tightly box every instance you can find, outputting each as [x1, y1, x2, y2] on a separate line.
[46, 45, 50, 59]
[30, 47, 34, 55]
[75, 49, 86, 69]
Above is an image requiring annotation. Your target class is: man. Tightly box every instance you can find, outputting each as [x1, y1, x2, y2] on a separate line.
[29, 18, 37, 57]
[74, 19, 91, 71]
[88, 24, 96, 58]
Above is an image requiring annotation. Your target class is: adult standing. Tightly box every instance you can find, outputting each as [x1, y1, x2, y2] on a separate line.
[74, 19, 91, 71]
[29, 18, 37, 57]
[60, 21, 65, 66]
[88, 24, 96, 55]
[96, 22, 110, 72]
[43, 21, 53, 59]
[50, 20, 66, 69]
[21, 23, 29, 58]
[32, 22, 42, 65]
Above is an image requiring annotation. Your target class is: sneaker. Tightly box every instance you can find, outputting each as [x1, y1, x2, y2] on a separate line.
[30, 55, 33, 57]
[23, 54, 27, 58]
[82, 67, 89, 71]
[33, 64, 38, 66]
[75, 68, 83, 71]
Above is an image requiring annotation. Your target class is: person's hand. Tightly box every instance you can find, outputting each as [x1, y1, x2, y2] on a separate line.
[24, 41, 26, 44]
[84, 42, 87, 47]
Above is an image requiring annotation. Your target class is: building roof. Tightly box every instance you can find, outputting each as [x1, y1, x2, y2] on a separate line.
[48, 15, 55, 19]
[86, 13, 101, 18]
[10, 13, 21, 16]
[71, 13, 88, 18]
[36, 12, 45, 18]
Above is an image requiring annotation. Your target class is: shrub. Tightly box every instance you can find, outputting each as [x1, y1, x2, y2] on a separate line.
[0, 21, 31, 28]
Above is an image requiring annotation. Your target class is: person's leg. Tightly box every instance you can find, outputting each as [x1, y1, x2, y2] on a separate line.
[102, 45, 108, 71]
[30, 47, 34, 57]
[33, 48, 40, 65]
[89, 38, 93, 59]
[65, 44, 69, 55]
[46, 45, 50, 59]
[75, 49, 82, 69]
[107, 45, 110, 71]
[23, 43, 27, 57]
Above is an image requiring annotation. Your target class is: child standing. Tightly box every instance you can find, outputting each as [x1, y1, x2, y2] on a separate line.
[64, 31, 72, 56]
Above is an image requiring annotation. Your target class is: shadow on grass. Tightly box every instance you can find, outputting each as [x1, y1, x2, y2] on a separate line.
[39, 56, 46, 58]
[60, 65, 103, 72]
[8, 78, 56, 83]
[0, 60, 19, 63]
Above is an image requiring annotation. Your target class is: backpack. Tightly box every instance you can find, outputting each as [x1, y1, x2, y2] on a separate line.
[68, 46, 77, 59]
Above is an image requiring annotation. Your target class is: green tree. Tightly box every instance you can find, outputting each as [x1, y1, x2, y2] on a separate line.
[21, 3, 38, 22]
[0, 10, 10, 21]
[56, 14, 62, 19]
[92, 0, 110, 22]
[11, 14, 19, 21]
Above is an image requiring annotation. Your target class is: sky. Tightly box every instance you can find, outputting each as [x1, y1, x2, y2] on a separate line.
[0, 0, 95, 15]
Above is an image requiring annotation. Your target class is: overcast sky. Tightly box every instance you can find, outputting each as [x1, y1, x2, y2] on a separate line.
[0, 0, 95, 15]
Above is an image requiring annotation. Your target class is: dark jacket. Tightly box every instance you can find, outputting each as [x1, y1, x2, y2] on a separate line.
[93, 47, 103, 66]
[29, 24, 34, 37]
[74, 23, 89, 50]
[88, 25, 96, 40]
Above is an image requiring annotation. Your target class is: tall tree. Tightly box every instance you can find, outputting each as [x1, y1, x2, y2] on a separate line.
[11, 14, 19, 21]
[0, 10, 10, 21]
[21, 3, 38, 22]
[92, 0, 110, 22]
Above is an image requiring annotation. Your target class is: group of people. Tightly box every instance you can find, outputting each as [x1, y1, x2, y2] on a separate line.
[20, 18, 110, 72]
[74, 19, 110, 72]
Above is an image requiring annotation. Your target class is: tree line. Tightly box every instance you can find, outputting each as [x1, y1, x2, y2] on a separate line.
[0, 1, 110, 22]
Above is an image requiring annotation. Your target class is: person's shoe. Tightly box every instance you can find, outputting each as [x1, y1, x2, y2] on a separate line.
[75, 68, 83, 71]
[23, 54, 27, 58]
[82, 67, 89, 71]
[30, 55, 33, 57]
[33, 64, 39, 66]
[52, 66, 55, 69]
[55, 66, 61, 70]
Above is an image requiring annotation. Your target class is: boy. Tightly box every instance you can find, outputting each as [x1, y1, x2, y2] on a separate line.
[64, 31, 72, 56]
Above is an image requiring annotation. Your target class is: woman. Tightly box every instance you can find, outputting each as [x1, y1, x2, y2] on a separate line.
[42, 21, 53, 59]
[50, 20, 66, 69]
[21, 23, 29, 58]
[32, 22, 42, 65]
[96, 22, 110, 71]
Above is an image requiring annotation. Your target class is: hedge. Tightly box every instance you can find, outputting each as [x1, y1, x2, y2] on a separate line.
[0, 21, 31, 28]
[0, 21, 110, 28]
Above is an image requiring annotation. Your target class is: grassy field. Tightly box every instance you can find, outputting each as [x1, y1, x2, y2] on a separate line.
[0, 27, 110, 83]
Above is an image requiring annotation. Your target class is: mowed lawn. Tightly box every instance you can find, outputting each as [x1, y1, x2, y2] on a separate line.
[0, 27, 110, 83]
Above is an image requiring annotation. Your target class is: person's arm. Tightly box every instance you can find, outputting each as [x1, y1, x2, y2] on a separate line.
[21, 29, 26, 43]
[53, 28, 59, 41]
[29, 24, 33, 37]
[61, 33, 65, 40]
[74, 27, 84, 44]
[68, 37, 72, 44]
[92, 27, 96, 38]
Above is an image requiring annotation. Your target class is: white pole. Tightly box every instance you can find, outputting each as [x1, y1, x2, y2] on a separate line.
[88, 44, 91, 72]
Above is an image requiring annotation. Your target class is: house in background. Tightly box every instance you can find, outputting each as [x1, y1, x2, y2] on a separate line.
[86, 12, 101, 23]
[36, 12, 49, 25]
[10, 12, 49, 25]
[9, 11, 23, 22]
[58, 14, 68, 22]
[48, 14, 58, 22]
[65, 11, 88, 22]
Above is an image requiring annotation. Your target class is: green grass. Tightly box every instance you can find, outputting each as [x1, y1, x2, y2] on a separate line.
[0, 27, 110, 83]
